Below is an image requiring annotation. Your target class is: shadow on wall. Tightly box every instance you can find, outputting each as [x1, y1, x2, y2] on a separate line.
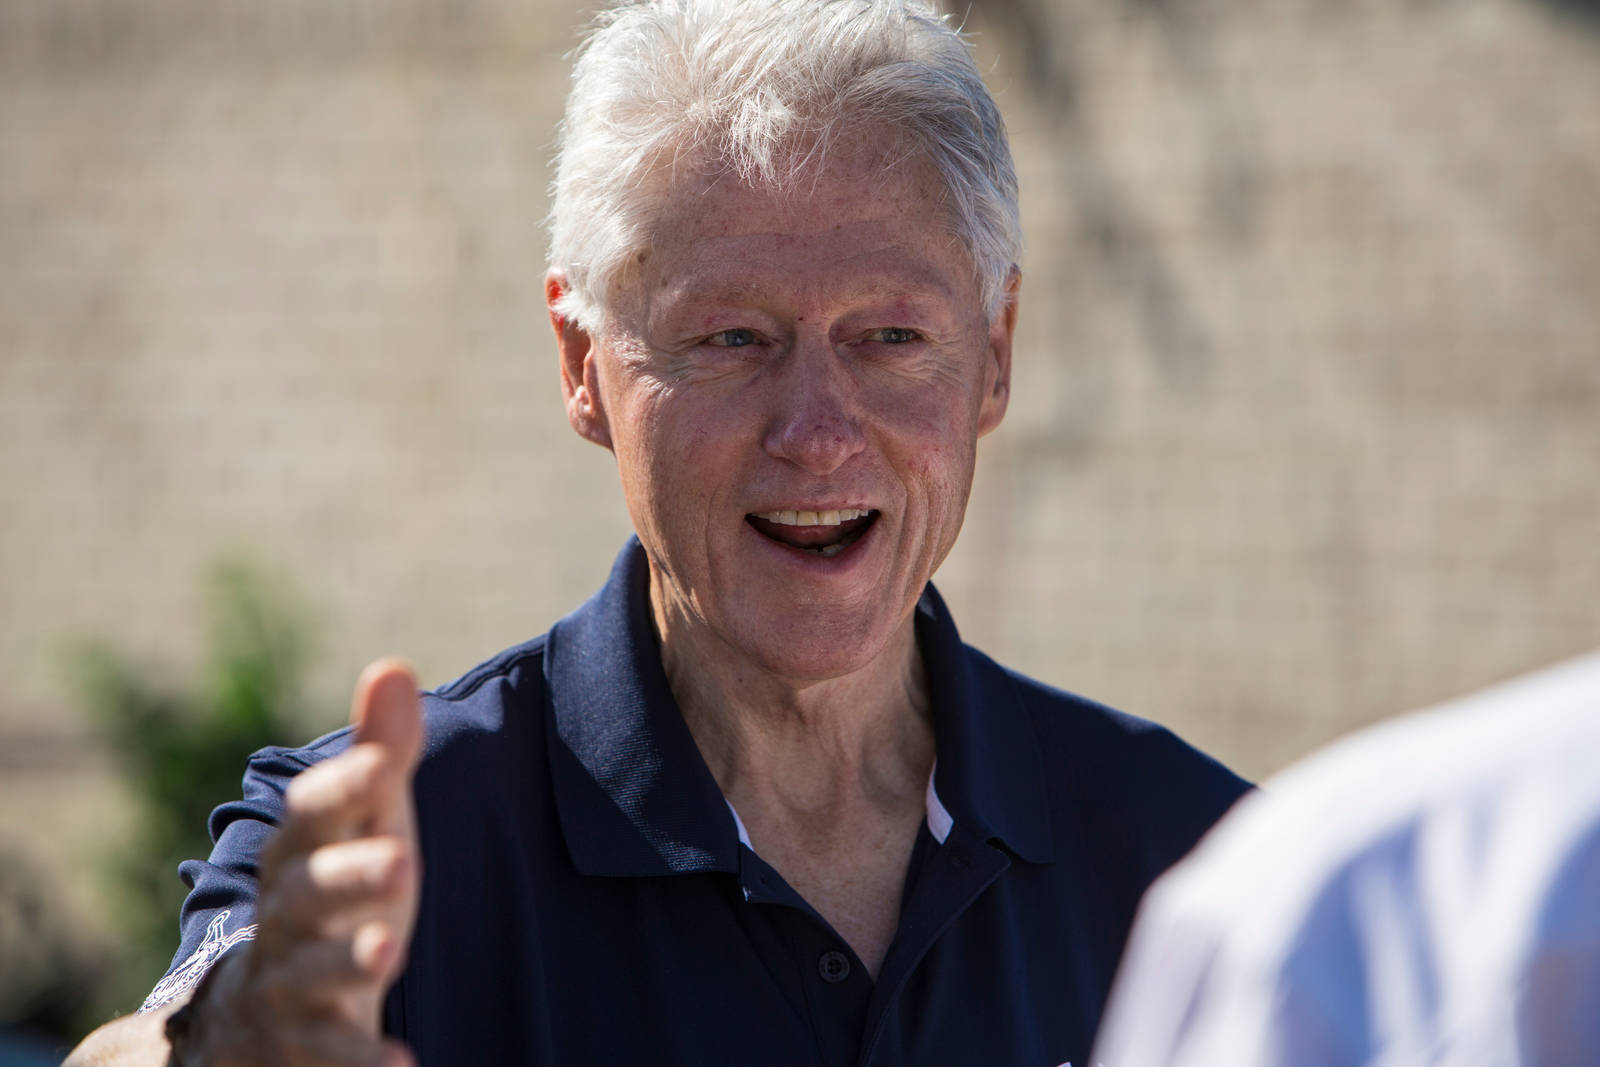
[972, 0, 1263, 398]
[970, 0, 1599, 427]
[1541, 0, 1600, 21]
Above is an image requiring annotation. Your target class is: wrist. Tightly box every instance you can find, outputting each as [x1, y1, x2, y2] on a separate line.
[163, 948, 249, 1067]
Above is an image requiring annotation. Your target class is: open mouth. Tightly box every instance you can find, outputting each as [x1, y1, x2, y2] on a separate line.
[746, 508, 879, 558]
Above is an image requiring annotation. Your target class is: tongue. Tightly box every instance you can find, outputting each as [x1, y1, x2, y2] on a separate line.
[748, 513, 873, 549]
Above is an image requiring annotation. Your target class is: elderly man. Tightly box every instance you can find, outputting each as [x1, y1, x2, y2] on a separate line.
[70, 1, 1248, 1064]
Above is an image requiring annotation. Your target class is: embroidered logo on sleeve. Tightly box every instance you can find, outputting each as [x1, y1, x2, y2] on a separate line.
[138, 909, 259, 1014]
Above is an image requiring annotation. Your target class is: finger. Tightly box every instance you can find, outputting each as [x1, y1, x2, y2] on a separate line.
[349, 660, 423, 843]
[265, 746, 405, 866]
[242, 921, 407, 1041]
[378, 1037, 418, 1067]
[351, 658, 423, 776]
[262, 836, 414, 941]
[250, 922, 404, 1025]
[254, 930, 391, 1007]
[329, 922, 409, 1033]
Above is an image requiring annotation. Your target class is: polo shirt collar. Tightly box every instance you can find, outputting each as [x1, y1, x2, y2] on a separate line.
[544, 538, 738, 876]
[544, 538, 1054, 878]
[914, 584, 1055, 864]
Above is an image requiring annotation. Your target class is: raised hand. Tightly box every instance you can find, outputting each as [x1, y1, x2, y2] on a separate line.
[176, 658, 425, 1066]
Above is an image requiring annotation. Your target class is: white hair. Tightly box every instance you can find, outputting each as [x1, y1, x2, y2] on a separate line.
[547, 0, 1022, 330]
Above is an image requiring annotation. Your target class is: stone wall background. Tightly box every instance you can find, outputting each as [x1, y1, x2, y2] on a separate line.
[2, 0, 1597, 1012]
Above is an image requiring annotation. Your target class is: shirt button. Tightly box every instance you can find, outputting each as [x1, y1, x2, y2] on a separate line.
[817, 950, 851, 983]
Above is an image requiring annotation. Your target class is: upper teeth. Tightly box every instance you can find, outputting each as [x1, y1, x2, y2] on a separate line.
[755, 508, 870, 527]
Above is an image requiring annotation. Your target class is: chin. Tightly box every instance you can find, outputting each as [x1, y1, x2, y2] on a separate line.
[731, 614, 904, 685]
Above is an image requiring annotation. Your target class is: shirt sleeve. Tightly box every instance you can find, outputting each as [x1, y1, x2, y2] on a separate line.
[1091, 652, 1600, 1067]
[137, 740, 345, 1013]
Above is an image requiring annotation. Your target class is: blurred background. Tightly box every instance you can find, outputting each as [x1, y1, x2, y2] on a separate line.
[2, 0, 1597, 1054]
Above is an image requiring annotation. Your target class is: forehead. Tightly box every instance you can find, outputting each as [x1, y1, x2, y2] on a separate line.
[634, 145, 979, 318]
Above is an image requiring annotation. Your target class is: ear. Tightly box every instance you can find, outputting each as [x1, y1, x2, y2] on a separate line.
[546, 269, 613, 451]
[977, 267, 1019, 438]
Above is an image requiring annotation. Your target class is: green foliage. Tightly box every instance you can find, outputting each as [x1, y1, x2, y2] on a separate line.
[77, 561, 323, 1013]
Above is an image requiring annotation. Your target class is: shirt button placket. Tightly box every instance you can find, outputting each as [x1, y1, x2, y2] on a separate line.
[817, 949, 852, 984]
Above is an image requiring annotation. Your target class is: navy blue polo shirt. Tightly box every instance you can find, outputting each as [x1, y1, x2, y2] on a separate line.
[150, 538, 1250, 1066]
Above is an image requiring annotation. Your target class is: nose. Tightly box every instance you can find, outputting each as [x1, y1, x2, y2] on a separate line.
[762, 339, 867, 476]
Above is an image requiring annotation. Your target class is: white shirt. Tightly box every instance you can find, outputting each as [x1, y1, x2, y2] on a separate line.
[1093, 651, 1600, 1067]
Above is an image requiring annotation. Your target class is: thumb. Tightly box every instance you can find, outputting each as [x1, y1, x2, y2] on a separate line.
[351, 657, 424, 774]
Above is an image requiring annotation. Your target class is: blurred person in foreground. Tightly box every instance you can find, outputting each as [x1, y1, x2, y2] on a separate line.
[1094, 650, 1600, 1067]
[68, 1, 1249, 1064]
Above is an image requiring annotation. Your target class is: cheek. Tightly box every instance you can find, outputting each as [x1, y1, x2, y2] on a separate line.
[631, 398, 734, 516]
[642, 407, 723, 473]
[896, 423, 980, 530]
[889, 403, 977, 480]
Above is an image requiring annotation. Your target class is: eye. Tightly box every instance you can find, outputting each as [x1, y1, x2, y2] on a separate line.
[703, 328, 759, 348]
[867, 327, 920, 344]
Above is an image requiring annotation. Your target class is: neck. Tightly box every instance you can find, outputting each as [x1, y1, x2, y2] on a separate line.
[652, 580, 935, 816]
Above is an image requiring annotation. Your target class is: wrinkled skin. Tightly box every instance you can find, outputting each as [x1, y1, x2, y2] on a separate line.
[552, 142, 1017, 698]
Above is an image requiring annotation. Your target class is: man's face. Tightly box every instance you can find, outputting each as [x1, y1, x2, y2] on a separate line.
[556, 144, 1016, 683]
